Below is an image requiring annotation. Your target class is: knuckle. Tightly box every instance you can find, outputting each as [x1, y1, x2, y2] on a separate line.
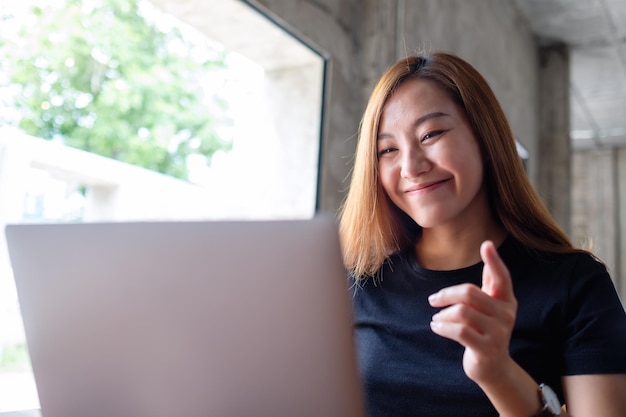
[455, 304, 471, 319]
[461, 284, 479, 298]
[505, 311, 517, 325]
[457, 325, 474, 340]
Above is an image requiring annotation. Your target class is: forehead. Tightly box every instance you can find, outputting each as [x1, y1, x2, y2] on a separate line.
[382, 78, 456, 117]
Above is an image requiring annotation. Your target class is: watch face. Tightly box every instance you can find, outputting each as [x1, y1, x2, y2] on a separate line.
[540, 384, 561, 414]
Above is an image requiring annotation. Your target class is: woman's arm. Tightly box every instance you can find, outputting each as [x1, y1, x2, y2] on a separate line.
[429, 241, 626, 416]
[563, 374, 626, 416]
[470, 370, 626, 417]
[429, 240, 544, 416]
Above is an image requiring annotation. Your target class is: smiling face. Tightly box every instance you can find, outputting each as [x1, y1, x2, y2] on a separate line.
[377, 78, 489, 232]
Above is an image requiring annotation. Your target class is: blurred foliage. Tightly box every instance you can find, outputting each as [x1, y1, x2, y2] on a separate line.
[0, 343, 31, 371]
[0, 0, 232, 180]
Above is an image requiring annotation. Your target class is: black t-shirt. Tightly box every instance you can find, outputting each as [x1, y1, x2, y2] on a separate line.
[351, 237, 626, 417]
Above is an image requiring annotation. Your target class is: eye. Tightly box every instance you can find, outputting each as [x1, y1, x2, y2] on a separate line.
[421, 130, 445, 142]
[377, 147, 397, 158]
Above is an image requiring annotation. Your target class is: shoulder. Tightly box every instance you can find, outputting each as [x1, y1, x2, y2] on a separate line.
[502, 239, 608, 284]
[506, 240, 626, 375]
[350, 251, 412, 286]
[503, 239, 622, 324]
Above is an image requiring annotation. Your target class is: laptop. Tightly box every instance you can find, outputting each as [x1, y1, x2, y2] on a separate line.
[5, 217, 365, 417]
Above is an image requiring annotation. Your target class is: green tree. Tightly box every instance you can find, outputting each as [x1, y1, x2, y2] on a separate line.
[0, 0, 231, 180]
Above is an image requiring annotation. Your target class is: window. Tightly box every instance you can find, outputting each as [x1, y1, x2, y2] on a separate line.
[0, 0, 325, 411]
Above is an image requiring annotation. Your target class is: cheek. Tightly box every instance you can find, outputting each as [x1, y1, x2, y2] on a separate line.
[454, 145, 484, 187]
[377, 162, 397, 194]
[377, 165, 406, 212]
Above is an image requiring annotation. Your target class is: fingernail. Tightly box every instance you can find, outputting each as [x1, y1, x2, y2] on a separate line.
[428, 293, 438, 303]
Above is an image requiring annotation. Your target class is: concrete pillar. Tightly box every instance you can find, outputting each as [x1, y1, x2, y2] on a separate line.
[616, 148, 626, 300]
[357, 0, 399, 102]
[572, 149, 620, 295]
[537, 44, 571, 235]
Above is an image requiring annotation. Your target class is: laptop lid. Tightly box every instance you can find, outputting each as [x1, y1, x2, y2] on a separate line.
[6, 217, 364, 417]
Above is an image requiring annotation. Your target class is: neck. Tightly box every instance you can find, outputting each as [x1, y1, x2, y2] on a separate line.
[415, 220, 507, 271]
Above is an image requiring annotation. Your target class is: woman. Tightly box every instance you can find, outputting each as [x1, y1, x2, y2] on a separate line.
[339, 52, 626, 417]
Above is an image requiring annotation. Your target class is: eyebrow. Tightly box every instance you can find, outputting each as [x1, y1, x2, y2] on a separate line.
[378, 111, 451, 140]
[413, 111, 450, 127]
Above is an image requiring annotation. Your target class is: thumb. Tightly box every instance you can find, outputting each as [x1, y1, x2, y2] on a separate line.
[480, 240, 513, 300]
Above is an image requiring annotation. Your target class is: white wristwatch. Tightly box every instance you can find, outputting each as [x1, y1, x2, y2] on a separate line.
[534, 383, 562, 416]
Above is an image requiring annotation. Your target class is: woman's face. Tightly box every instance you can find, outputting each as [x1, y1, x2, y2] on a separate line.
[377, 78, 488, 231]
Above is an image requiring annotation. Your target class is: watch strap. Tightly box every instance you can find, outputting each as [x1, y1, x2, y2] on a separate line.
[534, 408, 558, 417]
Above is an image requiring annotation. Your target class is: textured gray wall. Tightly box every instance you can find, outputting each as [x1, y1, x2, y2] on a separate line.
[395, 0, 540, 179]
[572, 147, 626, 300]
[253, 0, 624, 302]
[537, 45, 571, 234]
[252, 0, 540, 212]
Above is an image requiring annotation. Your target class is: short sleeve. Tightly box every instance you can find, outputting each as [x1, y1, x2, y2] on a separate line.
[562, 255, 626, 375]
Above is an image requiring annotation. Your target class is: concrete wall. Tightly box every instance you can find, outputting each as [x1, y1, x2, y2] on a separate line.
[537, 45, 571, 234]
[251, 0, 541, 211]
[396, 0, 540, 179]
[572, 146, 626, 301]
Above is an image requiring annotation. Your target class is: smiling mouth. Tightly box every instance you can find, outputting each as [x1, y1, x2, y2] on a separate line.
[405, 179, 449, 193]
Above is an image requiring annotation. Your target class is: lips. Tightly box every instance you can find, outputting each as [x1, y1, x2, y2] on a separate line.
[404, 178, 449, 193]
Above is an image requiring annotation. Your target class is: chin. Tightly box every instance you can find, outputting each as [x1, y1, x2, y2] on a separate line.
[408, 217, 443, 230]
[406, 210, 451, 229]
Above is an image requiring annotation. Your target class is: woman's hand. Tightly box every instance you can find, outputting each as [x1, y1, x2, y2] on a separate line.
[425, 240, 626, 416]
[427, 240, 552, 416]
[428, 240, 518, 385]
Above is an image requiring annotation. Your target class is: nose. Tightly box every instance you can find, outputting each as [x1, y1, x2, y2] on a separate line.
[400, 146, 430, 179]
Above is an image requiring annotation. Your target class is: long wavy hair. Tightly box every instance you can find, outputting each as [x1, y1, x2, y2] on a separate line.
[339, 52, 584, 279]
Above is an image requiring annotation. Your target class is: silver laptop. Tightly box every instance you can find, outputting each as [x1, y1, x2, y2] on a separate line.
[5, 217, 365, 417]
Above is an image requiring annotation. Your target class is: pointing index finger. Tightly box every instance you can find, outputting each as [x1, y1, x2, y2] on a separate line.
[480, 240, 514, 300]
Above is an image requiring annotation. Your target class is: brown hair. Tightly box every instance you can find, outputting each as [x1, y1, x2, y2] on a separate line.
[339, 52, 583, 279]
